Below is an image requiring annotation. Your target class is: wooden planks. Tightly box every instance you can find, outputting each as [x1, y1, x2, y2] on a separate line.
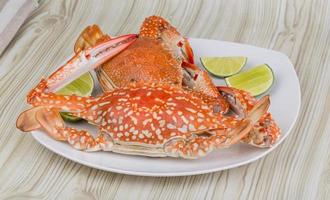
[0, 0, 329, 199]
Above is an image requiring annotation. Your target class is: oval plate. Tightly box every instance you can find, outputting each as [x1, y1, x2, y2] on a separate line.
[32, 38, 301, 176]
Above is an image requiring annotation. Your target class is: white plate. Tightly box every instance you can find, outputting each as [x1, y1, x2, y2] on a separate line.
[32, 38, 301, 177]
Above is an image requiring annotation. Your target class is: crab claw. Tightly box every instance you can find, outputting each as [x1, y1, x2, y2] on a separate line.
[86, 34, 137, 66]
[217, 86, 256, 117]
[218, 86, 281, 147]
[74, 24, 112, 53]
[181, 62, 230, 113]
[47, 34, 137, 92]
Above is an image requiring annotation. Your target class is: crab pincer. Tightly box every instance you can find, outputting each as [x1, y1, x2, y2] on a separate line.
[17, 34, 137, 140]
[218, 86, 281, 147]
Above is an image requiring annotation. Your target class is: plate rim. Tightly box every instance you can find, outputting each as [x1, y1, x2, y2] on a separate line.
[31, 38, 301, 177]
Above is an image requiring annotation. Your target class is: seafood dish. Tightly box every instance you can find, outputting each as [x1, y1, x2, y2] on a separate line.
[16, 16, 280, 159]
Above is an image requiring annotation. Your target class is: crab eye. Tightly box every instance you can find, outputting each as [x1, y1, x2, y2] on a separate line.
[177, 41, 183, 47]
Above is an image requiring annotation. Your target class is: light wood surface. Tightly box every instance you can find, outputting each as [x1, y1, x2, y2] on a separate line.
[0, 0, 329, 199]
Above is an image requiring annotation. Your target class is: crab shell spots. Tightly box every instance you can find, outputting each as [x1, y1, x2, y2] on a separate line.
[90, 84, 240, 145]
[139, 16, 180, 39]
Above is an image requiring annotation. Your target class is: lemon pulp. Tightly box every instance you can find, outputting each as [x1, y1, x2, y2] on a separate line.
[56, 72, 94, 122]
[225, 64, 274, 96]
[201, 56, 247, 77]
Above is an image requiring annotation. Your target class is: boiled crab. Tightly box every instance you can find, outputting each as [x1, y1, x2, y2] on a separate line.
[73, 16, 280, 147]
[74, 16, 229, 113]
[16, 34, 270, 159]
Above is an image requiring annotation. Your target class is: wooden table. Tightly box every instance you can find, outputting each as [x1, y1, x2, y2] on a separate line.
[1, 0, 329, 199]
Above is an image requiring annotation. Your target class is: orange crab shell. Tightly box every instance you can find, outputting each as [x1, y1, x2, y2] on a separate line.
[79, 83, 240, 146]
[140, 15, 180, 39]
[99, 38, 183, 90]
[74, 24, 184, 91]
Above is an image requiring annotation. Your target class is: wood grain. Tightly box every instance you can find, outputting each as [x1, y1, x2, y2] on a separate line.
[0, 0, 329, 199]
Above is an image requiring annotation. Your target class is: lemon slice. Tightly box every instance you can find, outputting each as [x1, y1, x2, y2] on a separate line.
[201, 56, 247, 77]
[225, 64, 274, 96]
[56, 72, 94, 122]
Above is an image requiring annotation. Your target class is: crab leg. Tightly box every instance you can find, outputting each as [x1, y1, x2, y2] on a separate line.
[27, 34, 137, 111]
[17, 34, 137, 144]
[164, 119, 252, 159]
[47, 34, 137, 92]
[17, 106, 114, 151]
[36, 107, 114, 151]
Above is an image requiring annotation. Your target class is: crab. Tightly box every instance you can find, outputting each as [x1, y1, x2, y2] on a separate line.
[74, 15, 230, 113]
[218, 87, 281, 147]
[16, 34, 271, 159]
[73, 16, 281, 147]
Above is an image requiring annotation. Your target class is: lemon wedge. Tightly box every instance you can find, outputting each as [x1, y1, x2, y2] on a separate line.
[56, 72, 94, 122]
[225, 64, 274, 96]
[201, 56, 247, 77]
